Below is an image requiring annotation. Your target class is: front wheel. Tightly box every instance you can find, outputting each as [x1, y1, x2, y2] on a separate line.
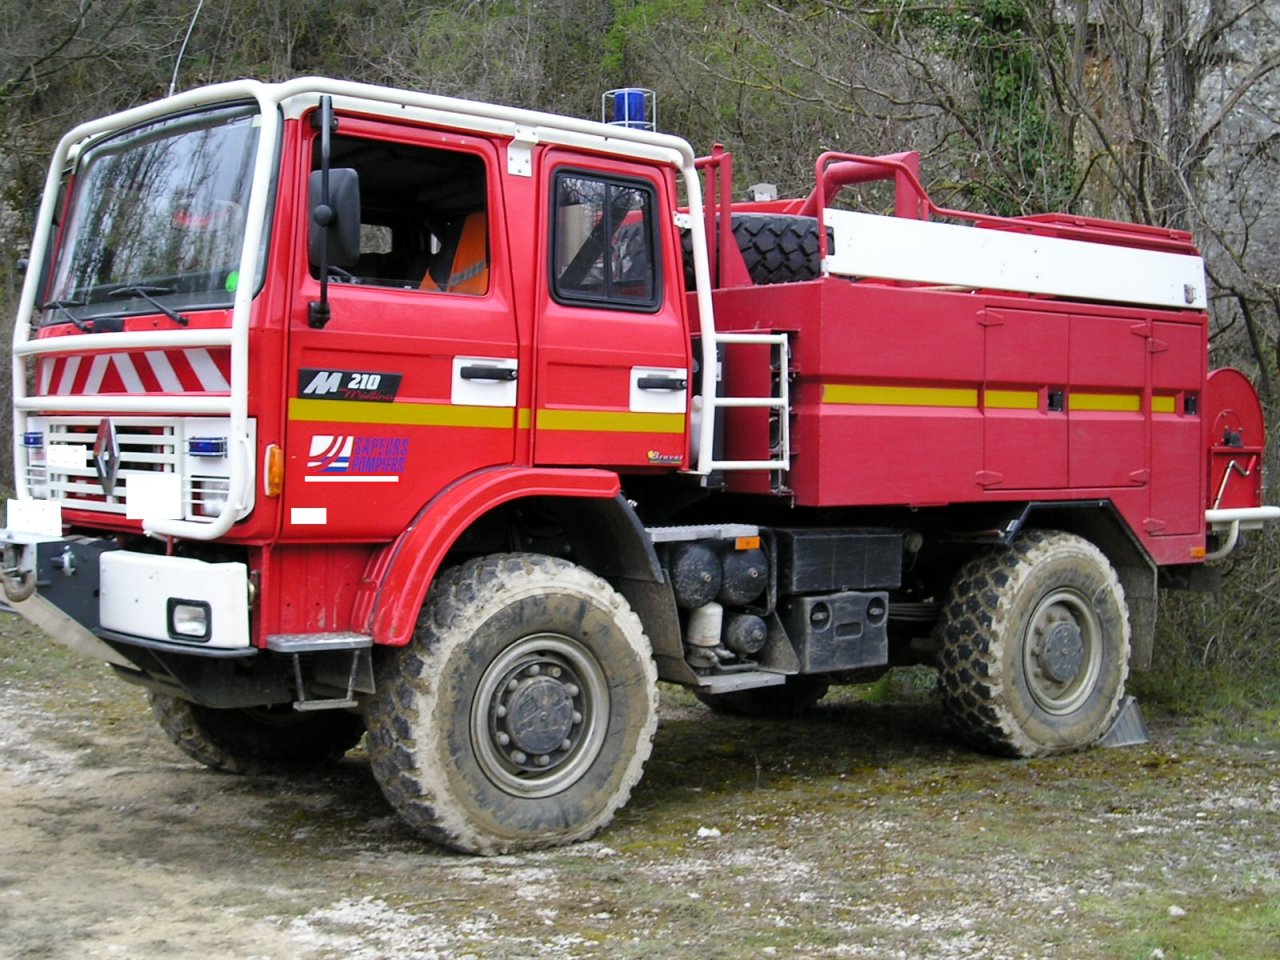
[149, 694, 365, 774]
[936, 530, 1131, 757]
[366, 554, 658, 855]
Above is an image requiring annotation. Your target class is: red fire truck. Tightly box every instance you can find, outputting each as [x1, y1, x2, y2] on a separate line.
[3, 78, 1274, 854]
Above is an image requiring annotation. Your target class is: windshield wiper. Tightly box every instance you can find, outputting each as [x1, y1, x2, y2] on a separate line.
[38, 299, 93, 333]
[107, 284, 189, 326]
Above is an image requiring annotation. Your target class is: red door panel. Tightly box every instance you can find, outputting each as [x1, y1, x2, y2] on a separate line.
[533, 154, 690, 469]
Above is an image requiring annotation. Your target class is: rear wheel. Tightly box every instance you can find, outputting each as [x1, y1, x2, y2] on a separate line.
[936, 530, 1130, 757]
[149, 694, 365, 774]
[366, 554, 658, 855]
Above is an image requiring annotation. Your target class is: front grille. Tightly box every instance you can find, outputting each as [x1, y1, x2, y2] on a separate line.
[36, 419, 178, 513]
[23, 416, 250, 523]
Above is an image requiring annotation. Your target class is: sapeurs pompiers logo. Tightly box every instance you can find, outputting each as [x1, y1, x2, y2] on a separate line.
[306, 435, 410, 482]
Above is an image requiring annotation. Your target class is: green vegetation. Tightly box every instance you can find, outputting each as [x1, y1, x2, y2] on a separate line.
[1137, 527, 1280, 743]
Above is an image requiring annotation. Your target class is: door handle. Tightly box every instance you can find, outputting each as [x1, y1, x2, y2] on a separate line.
[460, 365, 517, 381]
[637, 376, 687, 391]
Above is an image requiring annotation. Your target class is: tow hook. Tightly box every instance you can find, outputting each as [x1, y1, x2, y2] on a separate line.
[0, 543, 38, 603]
[0, 566, 36, 603]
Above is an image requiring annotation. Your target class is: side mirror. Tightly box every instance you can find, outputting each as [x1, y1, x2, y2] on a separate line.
[308, 168, 361, 269]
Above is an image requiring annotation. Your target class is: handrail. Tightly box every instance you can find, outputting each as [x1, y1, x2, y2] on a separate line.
[14, 328, 234, 357]
[693, 147, 752, 289]
[807, 150, 1199, 268]
[1204, 506, 1280, 561]
[800, 151, 925, 222]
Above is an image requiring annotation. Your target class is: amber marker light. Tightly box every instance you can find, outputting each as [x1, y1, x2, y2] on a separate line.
[735, 535, 762, 551]
[1190, 546, 1207, 559]
[264, 444, 285, 497]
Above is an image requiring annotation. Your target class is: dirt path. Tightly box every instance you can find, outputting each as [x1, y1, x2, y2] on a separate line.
[2, 620, 1277, 959]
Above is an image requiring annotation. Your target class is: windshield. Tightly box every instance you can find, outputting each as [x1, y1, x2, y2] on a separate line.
[44, 103, 262, 324]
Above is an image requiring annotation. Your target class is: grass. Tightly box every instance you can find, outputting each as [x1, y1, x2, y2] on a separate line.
[1081, 891, 1280, 960]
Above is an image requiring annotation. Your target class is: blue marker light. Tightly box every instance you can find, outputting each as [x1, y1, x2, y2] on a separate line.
[602, 88, 656, 132]
[188, 437, 228, 458]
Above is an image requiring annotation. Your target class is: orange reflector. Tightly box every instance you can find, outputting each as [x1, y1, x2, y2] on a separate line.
[734, 535, 762, 551]
[264, 444, 284, 497]
[1190, 546, 1207, 559]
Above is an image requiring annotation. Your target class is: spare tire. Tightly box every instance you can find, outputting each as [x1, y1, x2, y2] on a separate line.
[681, 213, 828, 288]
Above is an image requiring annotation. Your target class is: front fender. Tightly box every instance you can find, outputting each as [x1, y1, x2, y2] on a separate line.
[357, 466, 622, 646]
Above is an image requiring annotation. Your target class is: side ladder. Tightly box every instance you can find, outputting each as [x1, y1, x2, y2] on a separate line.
[697, 330, 791, 476]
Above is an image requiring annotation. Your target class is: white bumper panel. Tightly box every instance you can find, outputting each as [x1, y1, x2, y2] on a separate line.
[99, 551, 251, 649]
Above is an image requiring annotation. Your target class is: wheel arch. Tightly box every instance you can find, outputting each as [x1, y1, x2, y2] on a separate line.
[359, 467, 675, 654]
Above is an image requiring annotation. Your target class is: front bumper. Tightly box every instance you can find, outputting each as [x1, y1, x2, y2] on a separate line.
[1, 528, 251, 656]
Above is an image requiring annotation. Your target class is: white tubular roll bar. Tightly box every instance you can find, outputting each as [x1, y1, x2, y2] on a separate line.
[12, 80, 278, 542]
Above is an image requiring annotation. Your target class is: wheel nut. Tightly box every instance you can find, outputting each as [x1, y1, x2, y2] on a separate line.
[565, 684, 580, 697]
[560, 739, 572, 751]
[535, 755, 551, 767]
[511, 750, 527, 764]
[497, 732, 510, 746]
[528, 664, 541, 676]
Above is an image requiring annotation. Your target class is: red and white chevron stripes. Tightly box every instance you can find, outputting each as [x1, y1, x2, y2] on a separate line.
[36, 349, 232, 397]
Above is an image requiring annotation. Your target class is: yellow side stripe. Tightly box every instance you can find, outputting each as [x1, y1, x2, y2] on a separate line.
[1069, 392, 1141, 413]
[822, 384, 1179, 415]
[822, 384, 979, 408]
[289, 398, 514, 429]
[536, 409, 686, 434]
[984, 390, 1040, 410]
[294, 393, 1179, 433]
[289, 400, 685, 434]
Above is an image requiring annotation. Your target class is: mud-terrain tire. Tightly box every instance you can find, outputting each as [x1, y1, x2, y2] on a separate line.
[936, 530, 1130, 758]
[682, 213, 826, 288]
[694, 675, 830, 718]
[366, 553, 659, 855]
[148, 694, 365, 774]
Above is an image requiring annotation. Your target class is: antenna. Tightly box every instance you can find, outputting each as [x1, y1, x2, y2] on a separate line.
[168, 0, 207, 98]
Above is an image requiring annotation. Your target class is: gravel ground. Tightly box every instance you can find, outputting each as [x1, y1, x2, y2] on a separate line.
[1, 617, 1277, 960]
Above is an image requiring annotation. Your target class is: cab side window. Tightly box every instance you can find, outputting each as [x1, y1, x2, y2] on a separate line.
[551, 172, 658, 309]
[311, 135, 489, 295]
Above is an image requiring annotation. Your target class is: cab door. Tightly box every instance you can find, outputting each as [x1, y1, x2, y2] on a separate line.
[533, 154, 691, 468]
[284, 116, 517, 540]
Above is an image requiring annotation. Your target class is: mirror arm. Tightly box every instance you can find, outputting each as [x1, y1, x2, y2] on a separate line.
[309, 95, 335, 329]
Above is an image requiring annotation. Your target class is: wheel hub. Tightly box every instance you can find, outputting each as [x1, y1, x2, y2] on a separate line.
[1024, 589, 1104, 716]
[500, 673, 578, 758]
[1037, 621, 1085, 684]
[472, 633, 607, 797]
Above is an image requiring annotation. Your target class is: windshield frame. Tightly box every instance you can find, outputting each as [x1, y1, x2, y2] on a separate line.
[41, 101, 270, 328]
